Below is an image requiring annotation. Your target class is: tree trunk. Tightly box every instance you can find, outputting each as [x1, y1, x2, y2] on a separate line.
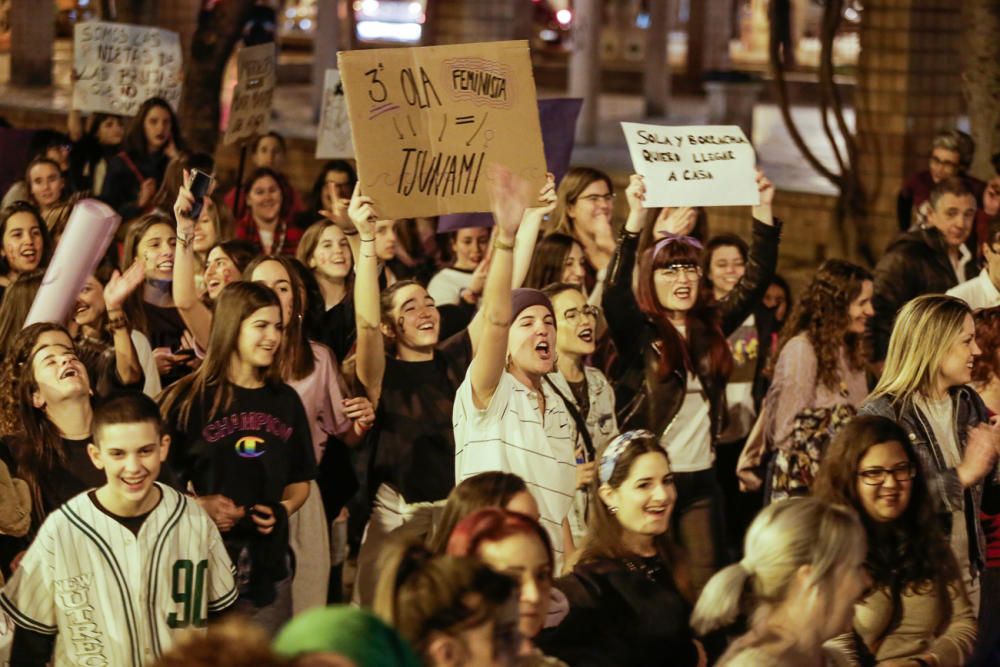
[178, 0, 258, 155]
[961, 0, 1000, 180]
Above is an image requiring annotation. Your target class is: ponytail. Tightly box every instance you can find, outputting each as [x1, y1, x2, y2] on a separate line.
[690, 562, 753, 635]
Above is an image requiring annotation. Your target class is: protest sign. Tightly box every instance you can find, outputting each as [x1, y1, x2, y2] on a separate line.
[225, 43, 277, 147]
[338, 40, 547, 219]
[621, 123, 759, 207]
[26, 199, 120, 327]
[437, 97, 583, 233]
[316, 69, 355, 159]
[72, 21, 182, 116]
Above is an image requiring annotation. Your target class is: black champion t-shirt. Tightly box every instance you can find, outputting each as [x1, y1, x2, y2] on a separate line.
[166, 382, 317, 509]
[368, 329, 471, 503]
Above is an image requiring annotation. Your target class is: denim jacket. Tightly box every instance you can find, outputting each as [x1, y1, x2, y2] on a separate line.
[859, 386, 993, 572]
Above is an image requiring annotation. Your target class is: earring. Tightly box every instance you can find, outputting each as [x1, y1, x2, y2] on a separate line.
[609, 506, 618, 515]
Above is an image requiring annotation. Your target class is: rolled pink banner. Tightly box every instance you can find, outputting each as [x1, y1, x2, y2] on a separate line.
[25, 199, 121, 327]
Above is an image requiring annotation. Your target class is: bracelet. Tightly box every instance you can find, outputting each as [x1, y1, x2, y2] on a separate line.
[360, 237, 375, 243]
[106, 312, 129, 332]
[343, 229, 359, 236]
[176, 233, 191, 248]
[493, 237, 515, 252]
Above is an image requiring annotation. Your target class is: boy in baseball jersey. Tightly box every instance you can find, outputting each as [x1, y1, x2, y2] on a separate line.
[1, 393, 238, 666]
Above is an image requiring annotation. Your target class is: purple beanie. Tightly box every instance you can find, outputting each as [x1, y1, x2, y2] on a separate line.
[511, 288, 555, 320]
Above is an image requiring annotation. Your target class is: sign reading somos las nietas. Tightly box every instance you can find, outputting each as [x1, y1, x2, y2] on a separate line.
[338, 40, 547, 219]
[621, 122, 760, 208]
[72, 21, 183, 116]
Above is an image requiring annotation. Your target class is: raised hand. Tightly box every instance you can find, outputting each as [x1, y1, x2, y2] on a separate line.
[656, 206, 698, 237]
[487, 164, 533, 242]
[752, 168, 775, 225]
[103, 260, 146, 312]
[173, 170, 198, 232]
[348, 183, 378, 239]
[524, 172, 558, 221]
[625, 174, 646, 213]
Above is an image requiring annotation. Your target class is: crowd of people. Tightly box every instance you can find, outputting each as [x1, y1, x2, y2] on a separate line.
[1, 93, 1000, 667]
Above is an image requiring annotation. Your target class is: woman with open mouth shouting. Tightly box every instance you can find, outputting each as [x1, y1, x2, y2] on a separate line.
[603, 170, 779, 595]
[860, 294, 1000, 614]
[815, 416, 977, 666]
[348, 172, 552, 606]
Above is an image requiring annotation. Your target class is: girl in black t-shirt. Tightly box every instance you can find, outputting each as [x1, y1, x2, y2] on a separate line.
[159, 281, 315, 634]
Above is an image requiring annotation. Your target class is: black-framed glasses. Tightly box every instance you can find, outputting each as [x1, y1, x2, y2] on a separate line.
[857, 463, 917, 486]
[578, 193, 615, 205]
[562, 305, 600, 321]
[655, 265, 702, 282]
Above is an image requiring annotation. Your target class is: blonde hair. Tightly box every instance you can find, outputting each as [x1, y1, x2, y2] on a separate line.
[870, 295, 971, 406]
[691, 497, 865, 635]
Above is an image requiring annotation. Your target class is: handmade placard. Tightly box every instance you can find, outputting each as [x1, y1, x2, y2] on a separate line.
[338, 40, 547, 219]
[316, 69, 355, 159]
[225, 43, 277, 147]
[621, 123, 759, 207]
[72, 21, 182, 116]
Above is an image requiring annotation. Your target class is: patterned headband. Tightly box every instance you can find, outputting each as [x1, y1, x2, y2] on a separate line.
[653, 231, 703, 261]
[599, 429, 659, 484]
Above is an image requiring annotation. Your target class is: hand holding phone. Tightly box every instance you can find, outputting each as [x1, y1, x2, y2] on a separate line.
[188, 169, 214, 220]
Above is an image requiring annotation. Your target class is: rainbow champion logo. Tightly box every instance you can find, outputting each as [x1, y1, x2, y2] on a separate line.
[235, 436, 266, 458]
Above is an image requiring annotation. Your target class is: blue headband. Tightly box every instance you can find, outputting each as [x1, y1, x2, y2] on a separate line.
[652, 231, 703, 260]
[599, 429, 660, 484]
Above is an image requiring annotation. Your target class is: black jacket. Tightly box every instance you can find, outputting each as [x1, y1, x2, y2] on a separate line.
[99, 149, 169, 221]
[603, 219, 781, 439]
[537, 557, 701, 667]
[870, 227, 977, 361]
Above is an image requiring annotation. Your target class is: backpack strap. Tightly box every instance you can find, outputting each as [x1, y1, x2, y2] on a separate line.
[544, 374, 596, 461]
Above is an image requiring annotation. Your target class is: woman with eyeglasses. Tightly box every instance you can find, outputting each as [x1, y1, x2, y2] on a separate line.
[814, 415, 977, 667]
[602, 172, 779, 593]
[761, 259, 874, 502]
[860, 295, 1000, 613]
[541, 282, 618, 551]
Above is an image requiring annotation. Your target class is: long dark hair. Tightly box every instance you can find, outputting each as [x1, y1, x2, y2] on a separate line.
[524, 233, 580, 290]
[308, 160, 357, 214]
[0, 202, 53, 277]
[244, 167, 291, 223]
[0, 323, 87, 523]
[635, 240, 732, 383]
[0, 269, 45, 363]
[578, 434, 691, 600]
[158, 282, 284, 431]
[123, 97, 185, 156]
[813, 415, 960, 632]
[428, 472, 530, 554]
[121, 210, 176, 336]
[244, 255, 316, 381]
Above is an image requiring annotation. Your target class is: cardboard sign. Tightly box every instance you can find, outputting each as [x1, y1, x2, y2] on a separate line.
[338, 40, 547, 219]
[437, 97, 582, 233]
[224, 43, 277, 147]
[72, 21, 183, 116]
[26, 199, 120, 328]
[316, 69, 355, 159]
[621, 123, 759, 207]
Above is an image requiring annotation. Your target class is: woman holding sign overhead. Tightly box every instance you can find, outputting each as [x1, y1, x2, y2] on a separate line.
[603, 171, 779, 594]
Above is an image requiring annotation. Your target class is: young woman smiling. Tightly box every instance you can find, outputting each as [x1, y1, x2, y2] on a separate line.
[860, 294, 1000, 613]
[815, 416, 977, 667]
[297, 219, 357, 362]
[604, 172, 779, 593]
[0, 202, 51, 300]
[159, 282, 315, 634]
[538, 431, 706, 667]
[235, 167, 302, 256]
[763, 259, 874, 501]
[427, 226, 490, 306]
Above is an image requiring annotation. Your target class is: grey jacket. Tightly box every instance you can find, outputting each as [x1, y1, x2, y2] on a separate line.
[859, 387, 992, 572]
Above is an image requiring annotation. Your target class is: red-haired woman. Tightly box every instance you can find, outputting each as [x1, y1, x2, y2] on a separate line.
[602, 172, 779, 593]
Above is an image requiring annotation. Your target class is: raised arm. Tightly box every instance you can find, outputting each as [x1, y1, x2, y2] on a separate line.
[172, 179, 214, 349]
[718, 170, 781, 334]
[602, 175, 650, 351]
[349, 185, 387, 406]
[468, 175, 556, 355]
[102, 260, 146, 388]
[467, 165, 532, 409]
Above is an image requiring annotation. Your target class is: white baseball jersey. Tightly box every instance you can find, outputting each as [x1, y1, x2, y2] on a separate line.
[0, 483, 237, 666]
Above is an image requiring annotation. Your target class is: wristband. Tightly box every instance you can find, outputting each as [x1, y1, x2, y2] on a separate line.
[176, 233, 191, 248]
[360, 237, 376, 243]
[106, 312, 129, 332]
[493, 237, 515, 252]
